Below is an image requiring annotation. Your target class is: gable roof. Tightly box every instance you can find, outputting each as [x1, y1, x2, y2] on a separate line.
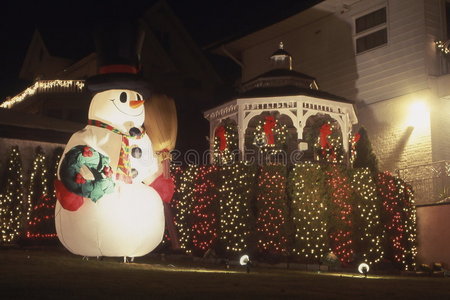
[19, 30, 74, 81]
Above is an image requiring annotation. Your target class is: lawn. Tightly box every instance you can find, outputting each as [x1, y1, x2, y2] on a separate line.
[1, 247, 449, 299]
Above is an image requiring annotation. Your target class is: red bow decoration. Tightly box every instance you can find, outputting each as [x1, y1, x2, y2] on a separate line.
[353, 133, 361, 144]
[215, 126, 227, 151]
[319, 123, 332, 149]
[263, 116, 276, 145]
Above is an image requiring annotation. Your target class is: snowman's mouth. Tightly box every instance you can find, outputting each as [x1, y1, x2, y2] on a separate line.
[111, 100, 144, 117]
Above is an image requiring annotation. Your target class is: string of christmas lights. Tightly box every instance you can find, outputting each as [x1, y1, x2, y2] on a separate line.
[218, 162, 256, 257]
[402, 182, 417, 271]
[377, 172, 417, 271]
[0, 80, 85, 109]
[315, 121, 344, 163]
[159, 166, 184, 248]
[0, 141, 418, 267]
[26, 147, 56, 239]
[255, 165, 289, 257]
[213, 120, 238, 165]
[325, 165, 354, 264]
[290, 162, 329, 262]
[191, 165, 219, 254]
[253, 115, 287, 154]
[0, 146, 25, 244]
[350, 168, 383, 266]
[175, 164, 198, 254]
[349, 132, 360, 165]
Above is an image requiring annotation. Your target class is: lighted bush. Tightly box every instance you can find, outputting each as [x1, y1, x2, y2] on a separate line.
[255, 164, 290, 258]
[175, 164, 198, 254]
[377, 172, 417, 271]
[325, 165, 354, 264]
[217, 162, 256, 258]
[350, 168, 383, 266]
[191, 165, 219, 255]
[289, 162, 329, 263]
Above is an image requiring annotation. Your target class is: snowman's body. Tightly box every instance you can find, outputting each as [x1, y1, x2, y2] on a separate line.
[55, 89, 165, 257]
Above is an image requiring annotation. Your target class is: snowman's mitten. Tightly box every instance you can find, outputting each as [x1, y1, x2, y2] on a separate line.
[54, 179, 84, 211]
[150, 174, 175, 203]
[58, 145, 115, 207]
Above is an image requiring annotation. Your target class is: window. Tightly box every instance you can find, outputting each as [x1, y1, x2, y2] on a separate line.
[355, 7, 387, 54]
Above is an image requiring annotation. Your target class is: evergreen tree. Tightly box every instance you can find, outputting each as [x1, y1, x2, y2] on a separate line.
[0, 146, 25, 244]
[289, 162, 329, 263]
[190, 165, 219, 256]
[353, 127, 379, 174]
[218, 162, 256, 259]
[350, 168, 383, 266]
[26, 147, 54, 240]
[255, 165, 290, 260]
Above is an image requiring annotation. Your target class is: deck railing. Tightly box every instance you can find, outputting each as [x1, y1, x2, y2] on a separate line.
[396, 160, 450, 206]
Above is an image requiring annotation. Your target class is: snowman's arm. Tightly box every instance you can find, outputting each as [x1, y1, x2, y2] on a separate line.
[148, 173, 175, 203]
[57, 145, 115, 210]
[144, 161, 174, 203]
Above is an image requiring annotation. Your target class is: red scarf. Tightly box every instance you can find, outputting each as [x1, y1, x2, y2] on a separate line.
[88, 120, 143, 184]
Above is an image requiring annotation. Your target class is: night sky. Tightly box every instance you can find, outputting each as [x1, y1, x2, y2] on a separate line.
[0, 0, 321, 100]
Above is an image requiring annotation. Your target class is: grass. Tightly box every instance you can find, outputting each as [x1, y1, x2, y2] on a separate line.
[1, 247, 449, 299]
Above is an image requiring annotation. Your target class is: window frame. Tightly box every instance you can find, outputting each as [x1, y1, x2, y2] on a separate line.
[353, 4, 389, 55]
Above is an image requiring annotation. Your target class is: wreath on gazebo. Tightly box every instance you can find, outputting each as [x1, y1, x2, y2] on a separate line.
[213, 119, 238, 164]
[253, 115, 287, 153]
[315, 121, 344, 163]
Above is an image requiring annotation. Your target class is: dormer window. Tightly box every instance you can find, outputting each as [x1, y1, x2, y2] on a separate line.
[354, 7, 387, 54]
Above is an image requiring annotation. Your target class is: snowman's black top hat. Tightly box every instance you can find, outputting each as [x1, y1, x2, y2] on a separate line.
[85, 21, 150, 98]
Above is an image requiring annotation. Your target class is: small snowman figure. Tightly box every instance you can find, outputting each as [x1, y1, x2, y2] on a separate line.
[54, 21, 174, 259]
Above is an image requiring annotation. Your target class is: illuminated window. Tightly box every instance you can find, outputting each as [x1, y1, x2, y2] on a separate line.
[354, 7, 387, 54]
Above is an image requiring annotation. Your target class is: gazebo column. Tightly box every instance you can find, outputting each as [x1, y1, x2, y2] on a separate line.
[209, 120, 215, 153]
[296, 105, 304, 141]
[340, 114, 352, 154]
[238, 107, 245, 160]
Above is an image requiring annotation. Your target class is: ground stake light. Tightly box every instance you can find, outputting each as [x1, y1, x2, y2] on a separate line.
[240, 255, 252, 273]
[358, 263, 370, 278]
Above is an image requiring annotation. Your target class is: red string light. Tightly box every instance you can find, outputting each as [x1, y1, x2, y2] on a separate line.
[191, 165, 219, 254]
[326, 165, 354, 264]
[377, 171, 417, 270]
[256, 166, 289, 256]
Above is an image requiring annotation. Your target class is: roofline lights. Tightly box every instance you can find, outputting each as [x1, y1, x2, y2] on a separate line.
[0, 80, 85, 109]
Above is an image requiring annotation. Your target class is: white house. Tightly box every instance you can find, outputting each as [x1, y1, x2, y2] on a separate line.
[210, 0, 450, 267]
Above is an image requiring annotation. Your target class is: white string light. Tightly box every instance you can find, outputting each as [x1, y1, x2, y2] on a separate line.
[0, 80, 85, 109]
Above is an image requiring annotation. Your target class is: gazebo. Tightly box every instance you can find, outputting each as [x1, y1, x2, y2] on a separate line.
[204, 43, 358, 164]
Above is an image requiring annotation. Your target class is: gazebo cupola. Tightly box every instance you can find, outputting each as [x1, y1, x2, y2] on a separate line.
[204, 43, 358, 164]
[270, 42, 293, 70]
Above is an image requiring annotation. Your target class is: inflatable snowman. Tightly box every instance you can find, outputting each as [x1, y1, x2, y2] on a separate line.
[54, 22, 173, 259]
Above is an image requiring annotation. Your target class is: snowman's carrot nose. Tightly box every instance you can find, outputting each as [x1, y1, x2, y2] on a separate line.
[129, 100, 144, 108]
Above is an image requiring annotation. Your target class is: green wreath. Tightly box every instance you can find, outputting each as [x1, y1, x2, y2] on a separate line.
[60, 145, 115, 202]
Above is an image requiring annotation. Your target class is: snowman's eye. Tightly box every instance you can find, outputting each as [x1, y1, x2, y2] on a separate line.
[120, 92, 127, 103]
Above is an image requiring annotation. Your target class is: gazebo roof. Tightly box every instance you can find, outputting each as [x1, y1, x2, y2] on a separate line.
[243, 68, 316, 84]
[239, 84, 354, 104]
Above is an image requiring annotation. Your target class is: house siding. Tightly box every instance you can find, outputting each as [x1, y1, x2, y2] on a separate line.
[241, 0, 429, 105]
